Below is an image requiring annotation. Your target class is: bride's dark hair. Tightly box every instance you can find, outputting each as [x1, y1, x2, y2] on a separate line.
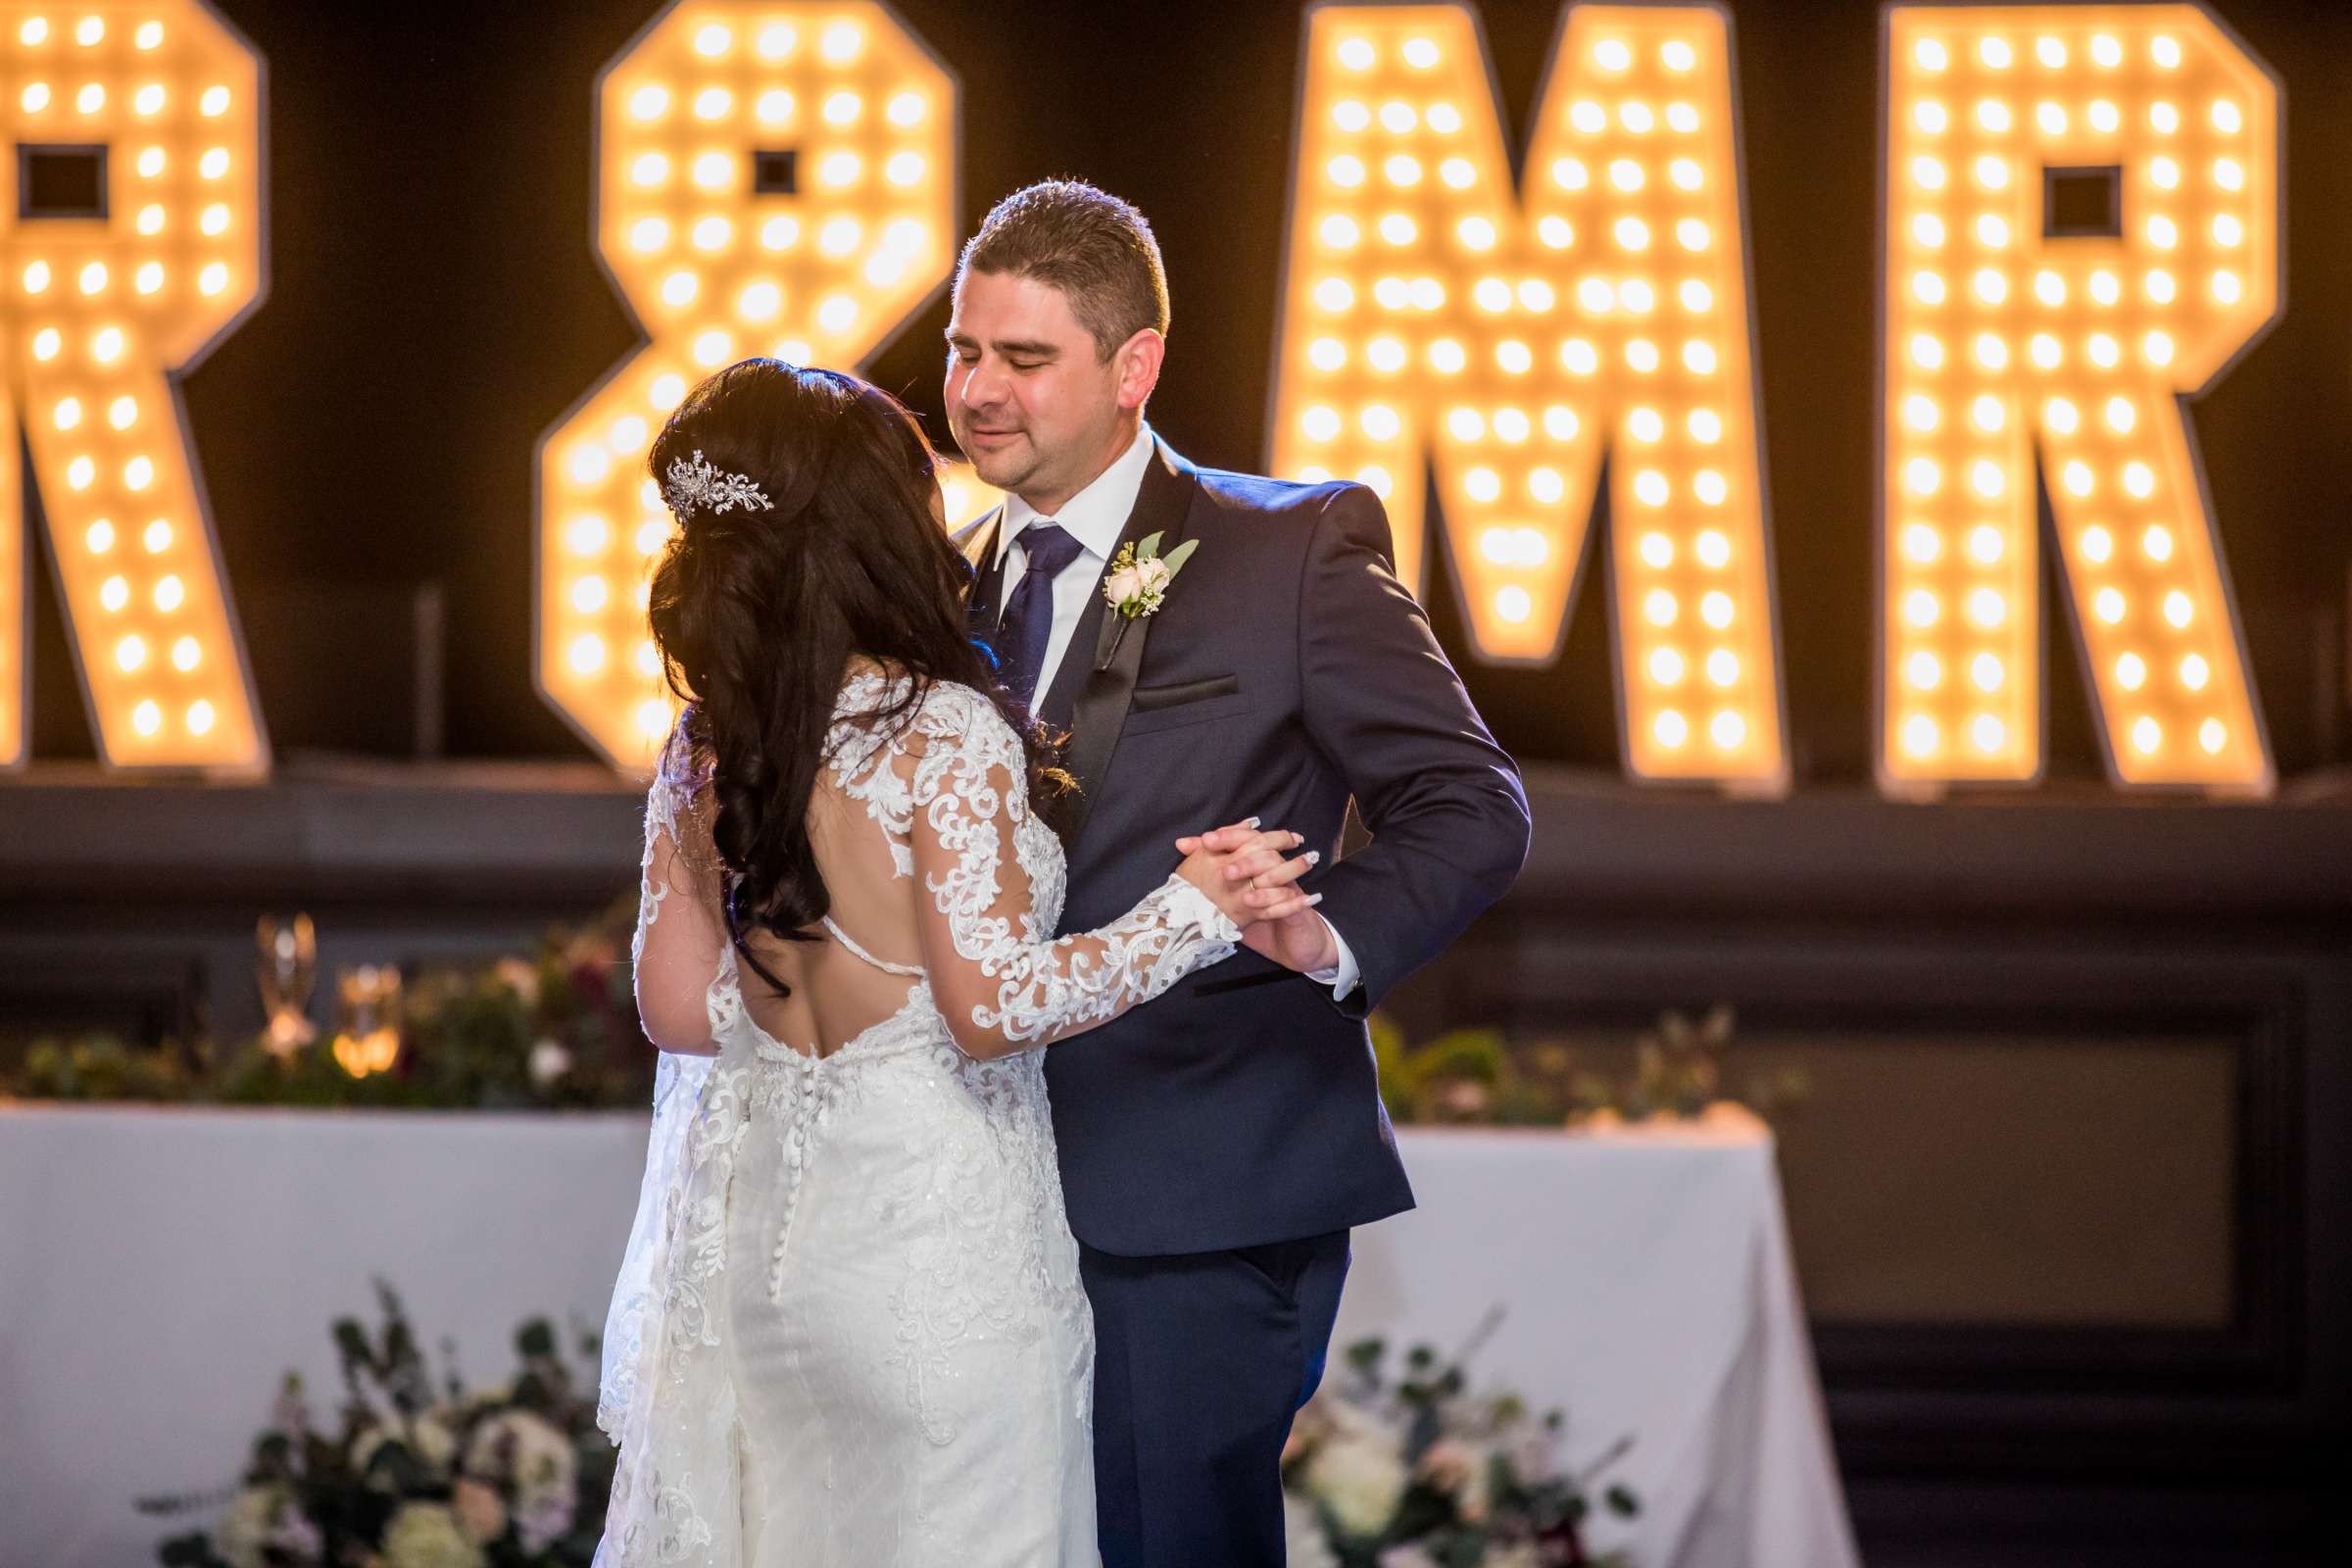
[645, 359, 1056, 992]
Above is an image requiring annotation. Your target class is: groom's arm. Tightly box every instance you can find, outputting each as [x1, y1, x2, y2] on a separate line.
[1298, 482, 1532, 1018]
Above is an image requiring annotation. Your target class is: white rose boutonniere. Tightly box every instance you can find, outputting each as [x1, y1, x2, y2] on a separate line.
[1102, 531, 1198, 621]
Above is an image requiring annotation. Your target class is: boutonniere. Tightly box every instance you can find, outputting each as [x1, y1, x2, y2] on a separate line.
[1096, 531, 1199, 670]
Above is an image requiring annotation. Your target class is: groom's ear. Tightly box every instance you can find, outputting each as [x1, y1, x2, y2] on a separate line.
[1112, 328, 1164, 412]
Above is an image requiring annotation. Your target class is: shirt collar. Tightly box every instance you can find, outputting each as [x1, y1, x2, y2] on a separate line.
[995, 421, 1156, 568]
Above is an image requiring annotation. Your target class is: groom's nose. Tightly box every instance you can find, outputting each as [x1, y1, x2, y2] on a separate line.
[957, 356, 1012, 414]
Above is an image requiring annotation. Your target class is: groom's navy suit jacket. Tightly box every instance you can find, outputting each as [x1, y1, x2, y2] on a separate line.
[958, 437, 1530, 1257]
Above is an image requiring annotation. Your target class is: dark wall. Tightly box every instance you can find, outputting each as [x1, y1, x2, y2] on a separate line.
[22, 0, 2352, 779]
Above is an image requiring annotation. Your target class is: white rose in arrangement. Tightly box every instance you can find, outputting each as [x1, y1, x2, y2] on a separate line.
[1102, 564, 1145, 607]
[1135, 556, 1174, 596]
[465, 1407, 578, 1539]
[1302, 1431, 1409, 1539]
[451, 1478, 507, 1545]
[381, 1501, 485, 1568]
[1281, 1492, 1342, 1568]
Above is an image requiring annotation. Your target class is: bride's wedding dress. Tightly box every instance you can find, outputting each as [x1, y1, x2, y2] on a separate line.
[594, 672, 1242, 1567]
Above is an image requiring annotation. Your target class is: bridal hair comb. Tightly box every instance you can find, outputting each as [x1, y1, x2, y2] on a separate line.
[662, 450, 773, 518]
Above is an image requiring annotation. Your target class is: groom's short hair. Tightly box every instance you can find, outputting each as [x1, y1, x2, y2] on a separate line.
[958, 180, 1170, 361]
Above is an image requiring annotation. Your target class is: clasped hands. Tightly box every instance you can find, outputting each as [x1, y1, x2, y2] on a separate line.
[1172, 819, 1341, 974]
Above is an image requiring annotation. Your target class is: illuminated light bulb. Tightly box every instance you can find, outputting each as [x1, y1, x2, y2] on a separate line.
[636, 518, 671, 555]
[2214, 157, 2244, 191]
[2102, 396, 2136, 433]
[2146, 216, 2178, 248]
[200, 83, 229, 116]
[1975, 155, 2008, 189]
[1528, 467, 1565, 504]
[565, 514, 611, 556]
[1900, 714, 1940, 759]
[1307, 337, 1348, 372]
[200, 147, 230, 179]
[738, 279, 781, 320]
[1321, 215, 1359, 249]
[568, 634, 606, 675]
[2046, 396, 2080, 434]
[2150, 101, 2179, 134]
[659, 270, 698, 307]
[1403, 36, 1441, 70]
[1912, 155, 1945, 189]
[1305, 405, 1344, 443]
[1967, 587, 2006, 628]
[110, 396, 138, 429]
[885, 153, 926, 186]
[1615, 218, 1650, 251]
[1655, 710, 1690, 748]
[1974, 333, 2006, 369]
[2082, 525, 2113, 563]
[1457, 217, 1495, 250]
[2124, 463, 2155, 499]
[1915, 100, 1948, 133]
[629, 217, 669, 252]
[1552, 157, 1589, 190]
[629, 152, 668, 186]
[2034, 270, 2065, 306]
[1356, 466, 1394, 498]
[100, 576, 129, 611]
[1361, 404, 1401, 440]
[172, 637, 200, 672]
[2180, 654, 2210, 690]
[608, 415, 648, 454]
[1312, 277, 1353, 313]
[571, 576, 610, 614]
[1666, 102, 1698, 133]
[2089, 270, 2120, 305]
[2143, 330, 2175, 367]
[53, 398, 82, 431]
[1902, 522, 1941, 562]
[1620, 102, 1655, 134]
[1694, 470, 1728, 506]
[1537, 216, 1574, 249]
[19, 82, 47, 112]
[1429, 339, 1466, 373]
[1570, 99, 1607, 133]
[1973, 269, 2006, 305]
[1494, 587, 1534, 623]
[2094, 587, 2127, 624]
[1493, 409, 1530, 441]
[144, 518, 172, 553]
[1696, 529, 1731, 568]
[822, 89, 861, 124]
[154, 575, 184, 612]
[1644, 589, 1679, 626]
[2164, 591, 2192, 627]
[137, 205, 165, 235]
[1709, 710, 1745, 749]
[1579, 276, 1617, 313]
[1917, 38, 1949, 71]
[1380, 100, 1418, 133]
[2142, 524, 2175, 564]
[635, 699, 672, 742]
[77, 83, 105, 113]
[1681, 280, 1713, 313]
[2036, 35, 2067, 67]
[123, 454, 153, 488]
[1464, 467, 1501, 503]
[693, 22, 731, 55]
[1651, 648, 1686, 684]
[200, 204, 230, 236]
[1902, 394, 1939, 431]
[2146, 269, 2177, 303]
[1683, 340, 1719, 375]
[1971, 713, 2006, 753]
[1968, 525, 2004, 566]
[1980, 37, 2012, 69]
[1976, 99, 2011, 133]
[132, 702, 162, 737]
[135, 84, 165, 115]
[2198, 719, 2227, 755]
[1630, 407, 1665, 442]
[2036, 102, 2067, 135]
[628, 83, 669, 120]
[1707, 651, 1740, 686]
[757, 22, 798, 59]
[1383, 153, 1421, 187]
[817, 216, 860, 255]
[2030, 333, 2061, 369]
[118, 635, 146, 672]
[2153, 34, 2182, 69]
[1336, 36, 1375, 69]
[1676, 219, 1710, 252]
[1562, 339, 1599, 374]
[1689, 409, 1723, 443]
[1907, 651, 1942, 690]
[1974, 459, 2008, 497]
[1903, 458, 1940, 496]
[1635, 470, 1671, 507]
[2087, 333, 2119, 368]
[2117, 653, 2147, 690]
[2132, 716, 2162, 755]
[1496, 340, 1534, 374]
[1373, 276, 1410, 310]
[2212, 99, 2242, 133]
[1427, 102, 1462, 133]
[67, 456, 95, 490]
[1596, 38, 1633, 72]
[650, 372, 686, 409]
[755, 89, 794, 123]
[1909, 332, 1943, 368]
[1912, 214, 1945, 247]
[1626, 338, 1660, 372]
[817, 152, 860, 187]
[2088, 100, 2119, 133]
[1440, 158, 1475, 189]
[2212, 270, 2242, 305]
[2091, 33, 2122, 67]
[1977, 215, 2010, 248]
[1443, 411, 1477, 451]
[1639, 532, 1674, 568]
[1971, 394, 2004, 431]
[636, 640, 662, 678]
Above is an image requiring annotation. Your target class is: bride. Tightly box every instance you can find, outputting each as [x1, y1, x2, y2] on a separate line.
[593, 359, 1322, 1567]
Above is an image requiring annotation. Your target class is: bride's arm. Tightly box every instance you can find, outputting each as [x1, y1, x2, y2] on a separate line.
[631, 723, 728, 1055]
[896, 691, 1281, 1061]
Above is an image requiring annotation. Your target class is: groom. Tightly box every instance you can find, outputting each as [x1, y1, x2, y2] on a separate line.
[946, 181, 1530, 1566]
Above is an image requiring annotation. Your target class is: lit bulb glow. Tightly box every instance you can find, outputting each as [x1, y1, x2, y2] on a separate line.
[1881, 4, 2274, 793]
[1271, 3, 1785, 788]
[0, 1, 268, 772]
[544, 0, 987, 767]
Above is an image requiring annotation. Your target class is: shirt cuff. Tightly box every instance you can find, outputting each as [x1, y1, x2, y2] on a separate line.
[1305, 916, 1361, 1002]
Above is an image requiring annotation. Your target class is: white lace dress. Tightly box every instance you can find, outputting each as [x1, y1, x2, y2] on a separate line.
[594, 674, 1241, 1567]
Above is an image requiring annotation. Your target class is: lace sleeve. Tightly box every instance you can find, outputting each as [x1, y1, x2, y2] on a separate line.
[899, 686, 1241, 1059]
[630, 718, 728, 1054]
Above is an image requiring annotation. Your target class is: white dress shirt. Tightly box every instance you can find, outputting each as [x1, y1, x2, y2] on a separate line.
[993, 422, 1362, 1001]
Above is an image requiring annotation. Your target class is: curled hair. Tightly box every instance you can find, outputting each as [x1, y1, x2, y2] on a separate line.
[645, 359, 1062, 994]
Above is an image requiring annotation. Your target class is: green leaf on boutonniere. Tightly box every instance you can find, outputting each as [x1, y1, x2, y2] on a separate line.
[1160, 538, 1199, 574]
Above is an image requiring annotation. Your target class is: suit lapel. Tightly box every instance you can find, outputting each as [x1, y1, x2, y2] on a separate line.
[957, 509, 1006, 642]
[1041, 440, 1199, 842]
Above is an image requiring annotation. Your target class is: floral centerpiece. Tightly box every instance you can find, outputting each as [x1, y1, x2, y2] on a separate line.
[1283, 1320, 1638, 1567]
[142, 1282, 612, 1568]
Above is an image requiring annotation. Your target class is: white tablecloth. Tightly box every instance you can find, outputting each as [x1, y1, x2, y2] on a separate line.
[0, 1102, 1854, 1567]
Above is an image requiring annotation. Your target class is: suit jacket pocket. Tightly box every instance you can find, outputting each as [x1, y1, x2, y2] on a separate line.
[1120, 674, 1250, 737]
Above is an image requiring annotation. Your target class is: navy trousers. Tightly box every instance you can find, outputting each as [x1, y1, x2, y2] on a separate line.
[1081, 1230, 1351, 1567]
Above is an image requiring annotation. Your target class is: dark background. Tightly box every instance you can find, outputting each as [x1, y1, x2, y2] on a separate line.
[22, 0, 2352, 782]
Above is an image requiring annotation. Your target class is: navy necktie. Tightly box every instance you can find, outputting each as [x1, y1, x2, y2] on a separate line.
[995, 522, 1084, 710]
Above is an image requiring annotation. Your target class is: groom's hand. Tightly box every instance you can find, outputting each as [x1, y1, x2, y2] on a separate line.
[1175, 819, 1341, 974]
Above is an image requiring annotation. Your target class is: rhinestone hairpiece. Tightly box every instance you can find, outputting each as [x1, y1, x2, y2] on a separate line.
[662, 449, 773, 518]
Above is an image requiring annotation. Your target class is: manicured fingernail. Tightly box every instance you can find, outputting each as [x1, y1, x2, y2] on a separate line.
[1304, 851, 1321, 866]
[1306, 893, 1325, 906]
[1292, 832, 1304, 848]
[1246, 816, 1261, 828]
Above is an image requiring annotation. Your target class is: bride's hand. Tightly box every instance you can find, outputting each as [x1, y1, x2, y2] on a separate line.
[1174, 822, 1322, 931]
[1174, 821, 1338, 972]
